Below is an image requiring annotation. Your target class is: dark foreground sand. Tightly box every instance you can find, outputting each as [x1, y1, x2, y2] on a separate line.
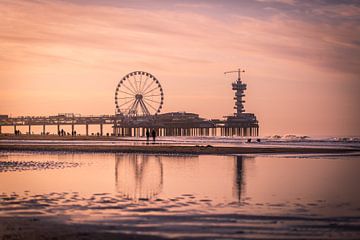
[1, 190, 360, 240]
[1, 213, 360, 240]
[0, 216, 166, 240]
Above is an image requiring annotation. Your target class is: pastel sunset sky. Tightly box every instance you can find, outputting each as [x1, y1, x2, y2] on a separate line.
[1, 0, 359, 136]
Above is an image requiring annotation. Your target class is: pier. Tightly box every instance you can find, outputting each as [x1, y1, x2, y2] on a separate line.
[0, 112, 259, 137]
[0, 69, 259, 137]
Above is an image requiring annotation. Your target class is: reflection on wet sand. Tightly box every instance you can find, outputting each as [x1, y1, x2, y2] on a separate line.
[234, 156, 244, 201]
[115, 154, 164, 199]
[115, 154, 250, 202]
[115, 154, 200, 199]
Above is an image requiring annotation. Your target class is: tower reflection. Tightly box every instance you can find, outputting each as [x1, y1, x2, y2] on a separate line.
[234, 155, 244, 201]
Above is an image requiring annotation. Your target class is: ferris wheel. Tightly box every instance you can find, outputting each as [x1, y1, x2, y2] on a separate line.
[115, 71, 164, 117]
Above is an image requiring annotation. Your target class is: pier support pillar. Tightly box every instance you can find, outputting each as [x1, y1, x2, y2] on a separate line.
[113, 120, 117, 136]
[71, 124, 74, 135]
[28, 125, 31, 135]
[14, 125, 17, 134]
[86, 124, 89, 136]
[57, 124, 60, 135]
[0, 125, 1, 134]
[43, 124, 46, 135]
[100, 124, 103, 136]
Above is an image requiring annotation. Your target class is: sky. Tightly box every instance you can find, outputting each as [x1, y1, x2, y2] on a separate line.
[0, 0, 359, 136]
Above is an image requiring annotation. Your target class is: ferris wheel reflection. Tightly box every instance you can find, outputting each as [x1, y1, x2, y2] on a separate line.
[115, 154, 164, 199]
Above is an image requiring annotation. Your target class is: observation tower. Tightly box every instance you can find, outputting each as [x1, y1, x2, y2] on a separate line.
[225, 69, 247, 116]
[224, 68, 259, 135]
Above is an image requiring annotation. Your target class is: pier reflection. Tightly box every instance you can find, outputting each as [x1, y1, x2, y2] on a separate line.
[115, 154, 251, 202]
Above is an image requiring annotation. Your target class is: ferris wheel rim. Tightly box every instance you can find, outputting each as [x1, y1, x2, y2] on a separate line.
[115, 71, 164, 117]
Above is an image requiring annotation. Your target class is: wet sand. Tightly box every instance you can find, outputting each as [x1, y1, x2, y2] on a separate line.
[1, 141, 360, 239]
[1, 191, 360, 240]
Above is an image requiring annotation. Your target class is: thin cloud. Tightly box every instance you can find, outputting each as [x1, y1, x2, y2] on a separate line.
[1, 0, 359, 77]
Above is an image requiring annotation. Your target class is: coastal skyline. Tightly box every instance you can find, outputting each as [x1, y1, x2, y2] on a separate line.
[1, 0, 360, 136]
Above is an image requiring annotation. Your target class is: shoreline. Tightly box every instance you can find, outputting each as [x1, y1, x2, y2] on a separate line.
[1, 135, 359, 155]
[0, 143, 359, 155]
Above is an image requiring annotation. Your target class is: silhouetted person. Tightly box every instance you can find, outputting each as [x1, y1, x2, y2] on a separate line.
[256, 138, 261, 143]
[151, 129, 156, 142]
[247, 138, 251, 143]
[146, 129, 150, 143]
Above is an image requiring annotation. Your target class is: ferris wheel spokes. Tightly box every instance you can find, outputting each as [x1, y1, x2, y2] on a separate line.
[142, 99, 158, 112]
[115, 71, 164, 117]
[121, 83, 137, 95]
[140, 76, 150, 93]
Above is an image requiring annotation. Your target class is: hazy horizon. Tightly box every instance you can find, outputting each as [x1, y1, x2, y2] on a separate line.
[1, 0, 359, 137]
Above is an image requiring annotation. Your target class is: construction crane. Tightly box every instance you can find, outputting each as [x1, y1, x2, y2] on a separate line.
[224, 68, 245, 81]
[224, 68, 247, 116]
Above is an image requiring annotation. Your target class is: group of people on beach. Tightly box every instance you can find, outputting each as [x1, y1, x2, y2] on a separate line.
[58, 129, 77, 136]
[145, 128, 156, 143]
